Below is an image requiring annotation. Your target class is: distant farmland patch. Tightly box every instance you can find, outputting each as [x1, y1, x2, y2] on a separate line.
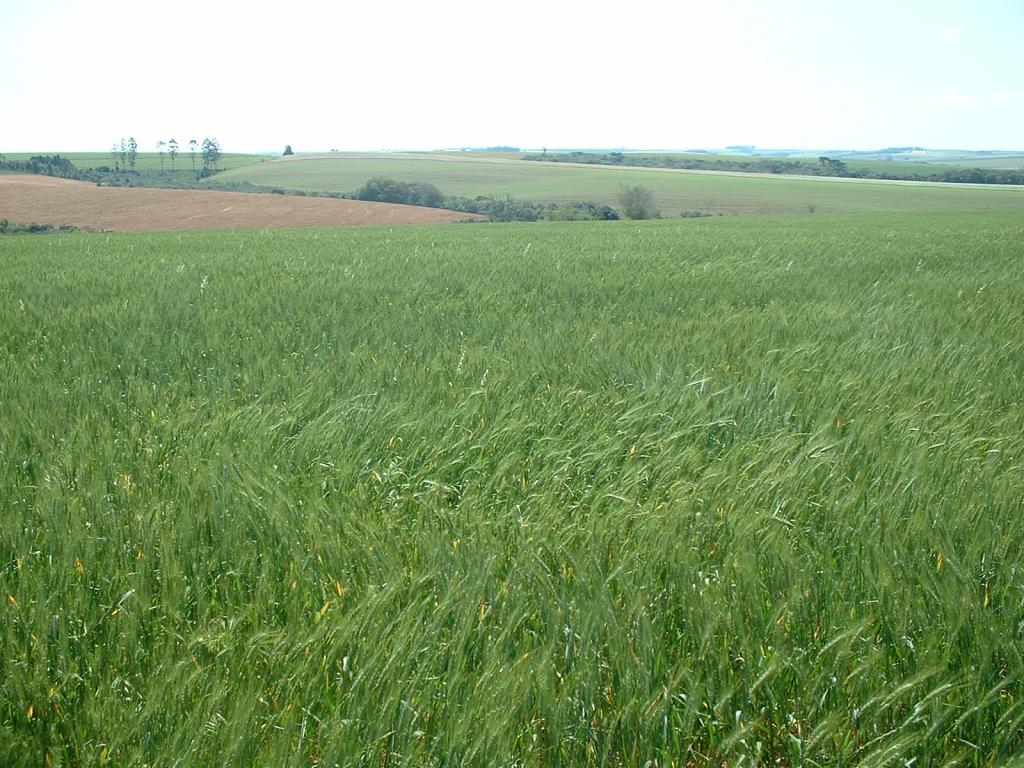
[0, 151, 267, 173]
[211, 152, 1024, 215]
[0, 175, 483, 232]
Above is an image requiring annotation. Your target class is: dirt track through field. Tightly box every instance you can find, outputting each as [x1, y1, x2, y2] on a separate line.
[0, 175, 483, 232]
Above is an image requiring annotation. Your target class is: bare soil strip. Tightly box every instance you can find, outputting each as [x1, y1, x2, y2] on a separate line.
[0, 175, 483, 232]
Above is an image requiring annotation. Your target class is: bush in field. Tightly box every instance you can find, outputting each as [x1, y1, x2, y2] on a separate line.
[618, 184, 657, 219]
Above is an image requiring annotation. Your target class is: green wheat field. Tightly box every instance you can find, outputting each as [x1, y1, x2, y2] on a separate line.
[2, 213, 1023, 766]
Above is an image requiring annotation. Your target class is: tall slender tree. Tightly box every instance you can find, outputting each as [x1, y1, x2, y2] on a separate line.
[156, 140, 166, 171]
[189, 139, 198, 172]
[110, 143, 119, 171]
[119, 138, 128, 170]
[128, 137, 138, 170]
[168, 138, 179, 170]
[201, 138, 221, 172]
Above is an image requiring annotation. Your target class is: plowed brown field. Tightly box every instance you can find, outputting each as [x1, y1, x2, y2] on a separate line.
[0, 175, 483, 232]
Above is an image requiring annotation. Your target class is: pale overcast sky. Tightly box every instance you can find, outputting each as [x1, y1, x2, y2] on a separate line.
[2, 0, 1022, 153]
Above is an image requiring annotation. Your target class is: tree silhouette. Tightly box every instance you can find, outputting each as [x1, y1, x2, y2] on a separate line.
[201, 138, 221, 172]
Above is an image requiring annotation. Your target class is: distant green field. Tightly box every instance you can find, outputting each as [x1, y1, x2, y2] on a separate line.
[2, 213, 1023, 765]
[1, 151, 268, 172]
[771, 148, 1024, 168]
[941, 156, 1024, 170]
[212, 152, 1024, 214]
[889, 149, 1024, 166]
[840, 153, 1024, 172]
[432, 149, 1024, 175]
[616, 151, 965, 176]
[559, 149, 1024, 176]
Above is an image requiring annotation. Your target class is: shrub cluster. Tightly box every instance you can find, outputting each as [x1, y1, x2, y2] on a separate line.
[0, 154, 79, 178]
[446, 195, 619, 222]
[354, 177, 445, 208]
[352, 177, 619, 222]
[0, 219, 79, 235]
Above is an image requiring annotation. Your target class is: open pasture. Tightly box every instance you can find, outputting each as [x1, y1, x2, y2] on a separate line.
[2, 213, 1023, 765]
[212, 152, 1024, 215]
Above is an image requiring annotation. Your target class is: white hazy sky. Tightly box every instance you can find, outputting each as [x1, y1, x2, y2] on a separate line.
[2, 0, 1022, 153]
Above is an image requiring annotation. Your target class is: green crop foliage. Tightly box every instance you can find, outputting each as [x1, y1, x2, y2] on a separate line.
[210, 152, 1024, 214]
[2, 213, 1023, 766]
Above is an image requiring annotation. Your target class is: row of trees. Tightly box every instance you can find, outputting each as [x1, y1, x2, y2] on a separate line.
[108, 137, 221, 173]
[109, 137, 138, 171]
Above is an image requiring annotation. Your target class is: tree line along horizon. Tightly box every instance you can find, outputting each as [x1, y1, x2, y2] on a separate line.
[108, 137, 222, 173]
